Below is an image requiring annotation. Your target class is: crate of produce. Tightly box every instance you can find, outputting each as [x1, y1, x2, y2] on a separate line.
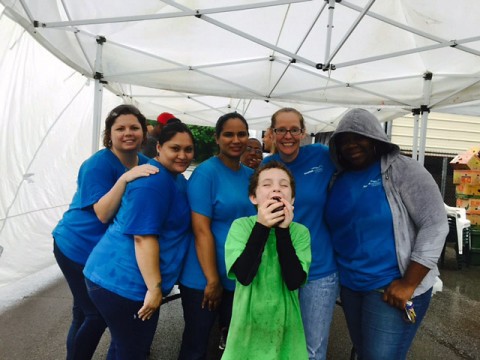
[455, 184, 480, 198]
[469, 199, 480, 215]
[456, 198, 470, 208]
[453, 170, 480, 185]
[467, 214, 480, 226]
[457, 199, 480, 214]
[450, 147, 480, 170]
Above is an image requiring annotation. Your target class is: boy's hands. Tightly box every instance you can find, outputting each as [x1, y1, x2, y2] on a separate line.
[257, 197, 293, 228]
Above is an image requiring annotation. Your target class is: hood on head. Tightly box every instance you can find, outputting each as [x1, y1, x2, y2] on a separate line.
[328, 108, 399, 169]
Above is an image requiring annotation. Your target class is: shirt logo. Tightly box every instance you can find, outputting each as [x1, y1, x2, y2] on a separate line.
[363, 179, 382, 188]
[304, 165, 324, 175]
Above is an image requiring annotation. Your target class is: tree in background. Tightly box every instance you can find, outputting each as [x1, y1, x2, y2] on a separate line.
[188, 124, 217, 163]
[146, 120, 217, 163]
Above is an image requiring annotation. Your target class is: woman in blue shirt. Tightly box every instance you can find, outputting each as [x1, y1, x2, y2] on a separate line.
[325, 109, 448, 359]
[84, 120, 195, 359]
[52, 104, 158, 359]
[178, 113, 256, 359]
[262, 108, 338, 360]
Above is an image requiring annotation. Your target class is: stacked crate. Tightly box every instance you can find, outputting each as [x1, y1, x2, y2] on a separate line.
[451, 146, 480, 264]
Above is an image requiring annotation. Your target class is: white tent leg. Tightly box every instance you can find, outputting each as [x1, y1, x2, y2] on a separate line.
[323, 0, 336, 66]
[418, 73, 432, 165]
[411, 109, 420, 160]
[92, 36, 106, 154]
[418, 109, 429, 165]
[385, 119, 392, 141]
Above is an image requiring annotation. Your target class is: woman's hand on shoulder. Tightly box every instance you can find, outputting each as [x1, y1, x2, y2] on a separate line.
[122, 164, 159, 183]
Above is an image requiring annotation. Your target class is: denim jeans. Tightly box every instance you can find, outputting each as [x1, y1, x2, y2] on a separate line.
[340, 286, 433, 360]
[53, 240, 107, 360]
[299, 272, 339, 360]
[86, 279, 160, 360]
[177, 284, 234, 360]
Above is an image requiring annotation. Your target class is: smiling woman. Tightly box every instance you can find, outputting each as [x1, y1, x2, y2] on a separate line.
[325, 108, 449, 359]
[262, 107, 338, 360]
[336, 132, 379, 171]
[52, 104, 159, 359]
[178, 112, 257, 358]
[240, 138, 263, 169]
[83, 120, 195, 359]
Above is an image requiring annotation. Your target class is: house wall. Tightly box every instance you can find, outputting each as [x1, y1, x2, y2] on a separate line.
[391, 112, 480, 155]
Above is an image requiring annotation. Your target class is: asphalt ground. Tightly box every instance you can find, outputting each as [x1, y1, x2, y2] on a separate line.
[1, 245, 479, 360]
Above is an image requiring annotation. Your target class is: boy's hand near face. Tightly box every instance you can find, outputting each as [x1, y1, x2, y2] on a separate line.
[275, 198, 294, 229]
[257, 197, 293, 228]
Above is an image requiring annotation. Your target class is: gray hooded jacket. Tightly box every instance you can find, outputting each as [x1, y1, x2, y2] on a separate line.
[328, 109, 448, 297]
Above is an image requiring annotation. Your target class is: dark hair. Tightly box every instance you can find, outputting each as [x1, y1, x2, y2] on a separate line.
[248, 161, 296, 198]
[215, 112, 249, 138]
[102, 104, 148, 148]
[247, 137, 262, 145]
[270, 108, 305, 130]
[158, 120, 195, 147]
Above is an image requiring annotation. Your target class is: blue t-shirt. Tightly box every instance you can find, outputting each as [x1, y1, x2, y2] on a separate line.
[84, 160, 192, 301]
[325, 161, 401, 291]
[53, 149, 149, 264]
[263, 144, 337, 280]
[179, 157, 256, 291]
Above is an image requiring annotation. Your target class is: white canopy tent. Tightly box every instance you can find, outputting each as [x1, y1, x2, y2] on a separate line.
[1, 0, 480, 287]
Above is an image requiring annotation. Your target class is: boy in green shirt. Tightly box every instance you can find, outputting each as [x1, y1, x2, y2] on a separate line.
[223, 161, 311, 360]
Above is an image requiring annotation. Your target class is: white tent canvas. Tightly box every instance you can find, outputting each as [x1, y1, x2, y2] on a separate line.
[2, 0, 480, 287]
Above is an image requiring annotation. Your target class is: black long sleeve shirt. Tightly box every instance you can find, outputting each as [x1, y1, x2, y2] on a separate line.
[230, 222, 306, 290]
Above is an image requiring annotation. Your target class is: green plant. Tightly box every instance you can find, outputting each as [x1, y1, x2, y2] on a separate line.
[188, 124, 217, 163]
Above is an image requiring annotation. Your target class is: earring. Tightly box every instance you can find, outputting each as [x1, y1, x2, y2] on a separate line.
[108, 140, 112, 147]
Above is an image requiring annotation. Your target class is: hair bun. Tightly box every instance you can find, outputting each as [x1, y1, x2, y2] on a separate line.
[165, 118, 182, 125]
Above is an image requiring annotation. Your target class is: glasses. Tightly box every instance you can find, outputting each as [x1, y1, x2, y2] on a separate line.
[246, 146, 263, 156]
[273, 127, 304, 137]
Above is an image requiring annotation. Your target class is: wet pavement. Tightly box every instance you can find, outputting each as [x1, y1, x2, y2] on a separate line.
[0, 245, 479, 360]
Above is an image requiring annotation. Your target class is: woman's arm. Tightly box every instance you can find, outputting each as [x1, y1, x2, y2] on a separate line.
[134, 234, 162, 321]
[192, 212, 223, 310]
[393, 158, 448, 268]
[383, 261, 429, 310]
[384, 158, 448, 309]
[94, 164, 158, 223]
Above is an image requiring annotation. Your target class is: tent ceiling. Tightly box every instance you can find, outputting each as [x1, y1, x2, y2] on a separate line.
[2, 0, 480, 130]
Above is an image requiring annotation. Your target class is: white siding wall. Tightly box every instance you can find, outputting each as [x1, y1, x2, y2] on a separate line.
[390, 112, 480, 155]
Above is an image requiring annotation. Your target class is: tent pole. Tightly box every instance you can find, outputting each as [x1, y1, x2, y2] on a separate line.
[418, 72, 432, 166]
[323, 0, 336, 66]
[441, 157, 448, 200]
[411, 108, 420, 160]
[418, 109, 429, 165]
[385, 119, 393, 141]
[92, 36, 106, 155]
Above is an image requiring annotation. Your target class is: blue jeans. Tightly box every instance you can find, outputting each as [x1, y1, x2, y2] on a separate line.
[178, 284, 234, 360]
[86, 279, 160, 360]
[340, 286, 433, 360]
[54, 240, 107, 360]
[299, 272, 339, 360]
